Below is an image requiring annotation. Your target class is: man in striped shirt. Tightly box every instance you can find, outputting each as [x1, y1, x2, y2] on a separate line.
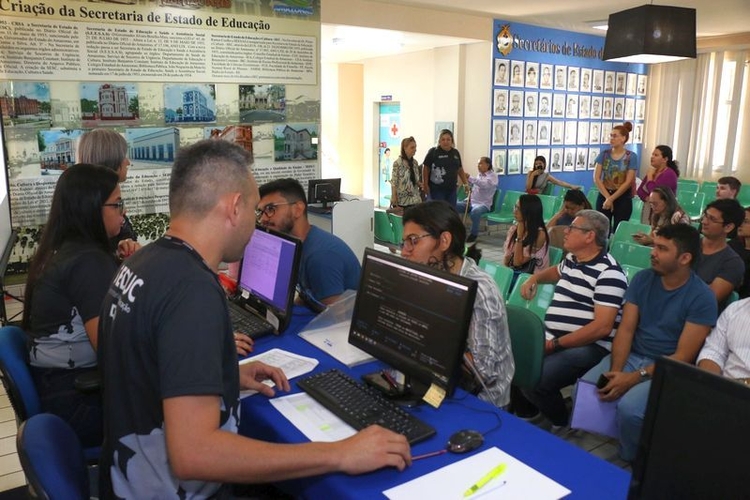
[519, 209, 628, 428]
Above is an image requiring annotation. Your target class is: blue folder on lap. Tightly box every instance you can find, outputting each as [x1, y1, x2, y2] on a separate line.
[570, 379, 619, 439]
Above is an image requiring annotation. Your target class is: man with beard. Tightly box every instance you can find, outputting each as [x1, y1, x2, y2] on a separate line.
[578, 223, 716, 462]
[258, 178, 360, 308]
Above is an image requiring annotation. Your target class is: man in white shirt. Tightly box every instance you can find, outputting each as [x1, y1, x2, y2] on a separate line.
[698, 298, 750, 380]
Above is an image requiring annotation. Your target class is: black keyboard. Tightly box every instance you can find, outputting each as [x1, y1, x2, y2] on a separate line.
[297, 369, 436, 444]
[228, 301, 274, 339]
[307, 205, 333, 215]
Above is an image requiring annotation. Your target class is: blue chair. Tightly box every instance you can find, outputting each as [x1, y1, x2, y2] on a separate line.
[0, 326, 41, 425]
[17, 413, 89, 500]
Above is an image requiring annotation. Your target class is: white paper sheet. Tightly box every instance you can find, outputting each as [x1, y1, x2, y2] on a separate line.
[269, 392, 357, 442]
[383, 447, 571, 500]
[238, 348, 318, 398]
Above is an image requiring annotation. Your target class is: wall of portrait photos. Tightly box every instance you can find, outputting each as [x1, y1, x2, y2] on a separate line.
[490, 21, 647, 192]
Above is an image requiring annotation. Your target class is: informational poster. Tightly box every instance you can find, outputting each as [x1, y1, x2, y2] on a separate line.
[0, 0, 322, 276]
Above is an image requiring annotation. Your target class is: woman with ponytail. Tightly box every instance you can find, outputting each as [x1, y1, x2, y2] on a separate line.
[637, 145, 680, 201]
[390, 136, 423, 211]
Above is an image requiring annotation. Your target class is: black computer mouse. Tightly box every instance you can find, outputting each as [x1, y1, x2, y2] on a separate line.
[447, 429, 484, 454]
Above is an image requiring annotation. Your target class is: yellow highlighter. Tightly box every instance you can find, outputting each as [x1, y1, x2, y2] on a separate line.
[463, 463, 507, 497]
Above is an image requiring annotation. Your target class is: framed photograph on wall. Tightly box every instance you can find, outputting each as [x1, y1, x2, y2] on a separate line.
[508, 119, 523, 145]
[523, 120, 538, 146]
[494, 89, 509, 116]
[636, 99, 645, 121]
[493, 150, 507, 175]
[593, 69, 604, 93]
[615, 72, 626, 95]
[511, 60, 525, 87]
[522, 148, 537, 174]
[509, 90, 524, 117]
[603, 97, 614, 119]
[538, 92, 552, 117]
[579, 95, 591, 119]
[624, 98, 635, 121]
[591, 96, 603, 118]
[563, 148, 576, 171]
[537, 148, 551, 168]
[552, 94, 565, 117]
[540, 64, 553, 90]
[626, 73, 637, 96]
[524, 91, 538, 117]
[508, 149, 522, 174]
[637, 75, 647, 96]
[492, 119, 507, 145]
[564, 120, 577, 145]
[577, 122, 589, 145]
[565, 94, 579, 119]
[550, 148, 564, 172]
[614, 98, 625, 120]
[495, 59, 510, 86]
[576, 147, 588, 171]
[554, 65, 567, 91]
[525, 62, 539, 88]
[551, 121, 564, 145]
[588, 148, 600, 171]
[604, 71, 616, 93]
[567, 66, 580, 92]
[589, 122, 601, 145]
[537, 120, 551, 145]
[581, 68, 592, 92]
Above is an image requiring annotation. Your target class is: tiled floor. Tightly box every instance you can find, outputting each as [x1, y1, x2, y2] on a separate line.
[0, 231, 628, 494]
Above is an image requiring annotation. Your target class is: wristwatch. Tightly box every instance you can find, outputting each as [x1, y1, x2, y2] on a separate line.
[638, 367, 650, 381]
[552, 337, 561, 351]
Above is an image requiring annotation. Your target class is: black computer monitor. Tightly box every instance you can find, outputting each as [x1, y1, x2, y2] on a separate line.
[629, 357, 750, 499]
[348, 248, 477, 403]
[307, 178, 341, 207]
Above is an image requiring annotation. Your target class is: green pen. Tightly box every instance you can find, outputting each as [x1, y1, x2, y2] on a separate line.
[463, 463, 507, 497]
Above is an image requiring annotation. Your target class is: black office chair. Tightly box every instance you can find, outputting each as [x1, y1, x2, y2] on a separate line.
[16, 413, 89, 500]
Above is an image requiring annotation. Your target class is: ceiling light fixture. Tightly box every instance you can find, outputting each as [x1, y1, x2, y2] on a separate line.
[603, 4, 696, 64]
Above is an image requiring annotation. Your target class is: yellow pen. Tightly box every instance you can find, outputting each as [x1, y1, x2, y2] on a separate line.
[463, 463, 507, 497]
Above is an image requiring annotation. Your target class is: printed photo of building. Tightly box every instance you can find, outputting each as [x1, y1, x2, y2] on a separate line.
[274, 123, 318, 161]
[164, 84, 216, 124]
[125, 127, 180, 168]
[0, 82, 51, 127]
[80, 82, 139, 126]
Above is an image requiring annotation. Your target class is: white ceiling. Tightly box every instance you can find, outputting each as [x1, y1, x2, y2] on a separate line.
[322, 0, 750, 63]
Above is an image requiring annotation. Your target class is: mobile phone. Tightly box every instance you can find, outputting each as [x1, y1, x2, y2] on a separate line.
[596, 374, 609, 389]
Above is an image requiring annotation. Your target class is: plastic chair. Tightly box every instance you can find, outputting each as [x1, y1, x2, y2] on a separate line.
[620, 264, 644, 282]
[629, 197, 644, 223]
[610, 241, 653, 269]
[676, 191, 706, 221]
[548, 246, 564, 266]
[698, 181, 717, 200]
[738, 185, 750, 207]
[609, 220, 651, 250]
[587, 187, 600, 208]
[485, 190, 523, 225]
[388, 213, 404, 245]
[479, 260, 515, 300]
[374, 210, 394, 245]
[676, 179, 699, 193]
[17, 413, 90, 500]
[505, 304, 545, 390]
[0, 326, 41, 425]
[457, 184, 469, 202]
[727, 291, 740, 306]
[507, 273, 556, 322]
[537, 194, 559, 222]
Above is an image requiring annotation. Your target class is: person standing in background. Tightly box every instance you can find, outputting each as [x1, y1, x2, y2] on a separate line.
[390, 137, 423, 211]
[421, 129, 468, 208]
[593, 122, 638, 232]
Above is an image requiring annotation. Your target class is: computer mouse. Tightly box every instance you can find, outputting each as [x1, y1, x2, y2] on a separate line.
[447, 429, 484, 454]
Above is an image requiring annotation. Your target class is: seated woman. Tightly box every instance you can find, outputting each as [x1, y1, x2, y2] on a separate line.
[400, 201, 514, 408]
[632, 186, 689, 246]
[456, 156, 498, 243]
[503, 194, 550, 277]
[526, 155, 580, 194]
[636, 145, 679, 201]
[547, 189, 592, 228]
[22, 164, 135, 448]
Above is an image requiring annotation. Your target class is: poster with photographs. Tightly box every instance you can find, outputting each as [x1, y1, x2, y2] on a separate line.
[81, 82, 140, 127]
[493, 150, 506, 175]
[507, 149, 522, 175]
[0, 82, 52, 128]
[550, 148, 563, 172]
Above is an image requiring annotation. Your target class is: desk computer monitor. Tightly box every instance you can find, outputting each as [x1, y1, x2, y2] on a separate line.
[629, 357, 750, 499]
[348, 248, 477, 402]
[307, 178, 341, 208]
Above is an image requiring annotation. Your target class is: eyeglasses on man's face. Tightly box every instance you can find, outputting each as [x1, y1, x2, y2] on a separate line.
[255, 201, 295, 219]
[566, 224, 592, 233]
[400, 233, 432, 251]
[701, 211, 725, 225]
[103, 199, 125, 215]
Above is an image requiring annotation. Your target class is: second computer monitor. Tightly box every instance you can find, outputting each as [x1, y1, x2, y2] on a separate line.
[307, 178, 341, 206]
[348, 249, 477, 399]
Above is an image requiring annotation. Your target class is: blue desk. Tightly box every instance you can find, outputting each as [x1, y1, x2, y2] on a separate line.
[239, 307, 630, 499]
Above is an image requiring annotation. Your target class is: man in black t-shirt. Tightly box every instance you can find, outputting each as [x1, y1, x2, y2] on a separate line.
[98, 140, 411, 499]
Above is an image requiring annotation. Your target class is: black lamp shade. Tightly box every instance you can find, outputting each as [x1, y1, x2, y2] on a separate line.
[603, 5, 696, 64]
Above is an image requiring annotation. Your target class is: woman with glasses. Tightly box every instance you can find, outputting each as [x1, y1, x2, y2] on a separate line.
[632, 187, 689, 246]
[78, 128, 138, 251]
[503, 194, 550, 279]
[390, 136, 423, 212]
[400, 201, 514, 409]
[593, 121, 638, 232]
[22, 164, 136, 448]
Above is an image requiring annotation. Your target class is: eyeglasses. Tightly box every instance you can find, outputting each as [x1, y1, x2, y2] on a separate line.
[400, 233, 432, 251]
[255, 202, 295, 219]
[701, 211, 725, 225]
[103, 199, 125, 215]
[566, 224, 592, 233]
